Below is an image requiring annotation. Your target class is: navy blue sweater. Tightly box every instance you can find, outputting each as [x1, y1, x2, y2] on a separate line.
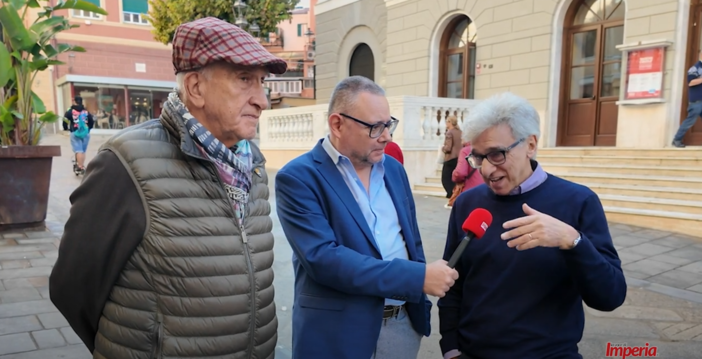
[438, 174, 626, 359]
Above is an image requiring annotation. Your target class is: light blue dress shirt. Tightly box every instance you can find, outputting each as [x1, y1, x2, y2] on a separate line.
[322, 136, 409, 306]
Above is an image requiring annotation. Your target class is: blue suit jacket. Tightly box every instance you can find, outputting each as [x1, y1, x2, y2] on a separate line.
[275, 140, 432, 359]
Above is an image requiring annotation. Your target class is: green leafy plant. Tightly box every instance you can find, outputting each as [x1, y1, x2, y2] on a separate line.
[0, 0, 107, 145]
[147, 0, 299, 45]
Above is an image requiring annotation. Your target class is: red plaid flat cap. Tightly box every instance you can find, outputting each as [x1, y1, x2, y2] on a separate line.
[172, 17, 287, 75]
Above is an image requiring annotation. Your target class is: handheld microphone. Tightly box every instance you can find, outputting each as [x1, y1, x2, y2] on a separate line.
[447, 208, 493, 268]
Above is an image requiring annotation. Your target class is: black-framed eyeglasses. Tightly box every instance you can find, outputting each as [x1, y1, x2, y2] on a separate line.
[467, 138, 525, 169]
[339, 113, 399, 139]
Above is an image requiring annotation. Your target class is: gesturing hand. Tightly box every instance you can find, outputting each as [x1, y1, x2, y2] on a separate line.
[501, 203, 580, 251]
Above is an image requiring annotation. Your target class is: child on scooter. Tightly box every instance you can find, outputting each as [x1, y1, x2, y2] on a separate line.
[63, 96, 94, 174]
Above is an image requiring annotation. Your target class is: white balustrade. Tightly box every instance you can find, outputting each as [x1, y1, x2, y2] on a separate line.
[259, 96, 480, 187]
[387, 96, 479, 150]
[260, 104, 328, 149]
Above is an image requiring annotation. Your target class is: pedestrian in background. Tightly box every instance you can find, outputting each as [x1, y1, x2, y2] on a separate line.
[446, 141, 483, 206]
[63, 96, 94, 173]
[441, 115, 463, 207]
[384, 134, 404, 164]
[672, 49, 702, 147]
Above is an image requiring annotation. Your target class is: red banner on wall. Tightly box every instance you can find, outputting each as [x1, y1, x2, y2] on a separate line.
[625, 47, 665, 100]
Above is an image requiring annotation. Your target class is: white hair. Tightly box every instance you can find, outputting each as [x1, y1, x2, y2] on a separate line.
[461, 92, 541, 144]
[174, 66, 213, 103]
[175, 72, 187, 101]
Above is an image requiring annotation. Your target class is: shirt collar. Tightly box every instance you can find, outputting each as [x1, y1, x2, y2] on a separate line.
[509, 160, 547, 195]
[322, 135, 344, 165]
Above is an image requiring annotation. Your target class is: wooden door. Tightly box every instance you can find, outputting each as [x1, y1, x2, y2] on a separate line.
[680, 3, 702, 145]
[596, 24, 624, 146]
[439, 43, 476, 99]
[560, 26, 600, 146]
[558, 0, 624, 147]
[438, 15, 477, 99]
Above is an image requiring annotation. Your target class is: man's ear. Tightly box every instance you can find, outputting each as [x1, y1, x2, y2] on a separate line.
[527, 134, 538, 158]
[183, 71, 206, 108]
[328, 114, 344, 139]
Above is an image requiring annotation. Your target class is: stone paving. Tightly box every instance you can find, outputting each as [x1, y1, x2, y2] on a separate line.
[0, 133, 701, 358]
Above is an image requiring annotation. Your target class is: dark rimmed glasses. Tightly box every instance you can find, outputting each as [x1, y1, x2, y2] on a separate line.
[467, 138, 525, 169]
[339, 113, 399, 139]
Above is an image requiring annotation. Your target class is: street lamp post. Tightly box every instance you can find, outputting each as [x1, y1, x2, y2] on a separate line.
[232, 0, 259, 37]
[303, 27, 316, 99]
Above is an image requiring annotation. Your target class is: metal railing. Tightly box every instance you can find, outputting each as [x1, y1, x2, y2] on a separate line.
[264, 77, 313, 96]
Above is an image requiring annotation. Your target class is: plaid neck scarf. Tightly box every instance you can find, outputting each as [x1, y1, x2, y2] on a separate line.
[165, 92, 253, 221]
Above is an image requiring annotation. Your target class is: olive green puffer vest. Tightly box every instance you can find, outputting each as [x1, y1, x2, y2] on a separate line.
[92, 115, 276, 359]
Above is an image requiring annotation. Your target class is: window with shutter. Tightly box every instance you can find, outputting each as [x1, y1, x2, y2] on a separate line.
[72, 0, 102, 19]
[122, 0, 149, 25]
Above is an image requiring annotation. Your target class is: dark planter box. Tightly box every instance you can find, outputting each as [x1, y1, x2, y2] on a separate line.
[0, 145, 61, 229]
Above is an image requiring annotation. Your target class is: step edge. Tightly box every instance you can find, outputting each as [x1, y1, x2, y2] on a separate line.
[542, 163, 702, 171]
[551, 172, 702, 182]
[603, 206, 702, 220]
[598, 194, 702, 208]
[412, 190, 446, 197]
[580, 183, 702, 194]
[417, 181, 702, 195]
[538, 155, 702, 160]
[414, 182, 444, 187]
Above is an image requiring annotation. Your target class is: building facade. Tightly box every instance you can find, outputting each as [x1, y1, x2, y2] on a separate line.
[314, 0, 702, 148]
[46, 0, 176, 131]
[262, 4, 318, 105]
[41, 0, 316, 132]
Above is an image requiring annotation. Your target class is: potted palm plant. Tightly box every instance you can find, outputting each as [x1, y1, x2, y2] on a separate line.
[0, 0, 107, 229]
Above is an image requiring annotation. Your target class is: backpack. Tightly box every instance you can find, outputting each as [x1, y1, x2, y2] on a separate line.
[72, 109, 89, 139]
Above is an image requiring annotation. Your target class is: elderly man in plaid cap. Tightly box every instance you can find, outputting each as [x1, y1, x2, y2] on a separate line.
[50, 17, 286, 358]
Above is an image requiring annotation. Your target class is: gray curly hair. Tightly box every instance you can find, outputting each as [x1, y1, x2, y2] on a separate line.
[461, 92, 540, 144]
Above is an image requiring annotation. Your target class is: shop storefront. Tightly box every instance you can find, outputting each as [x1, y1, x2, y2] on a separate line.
[57, 75, 175, 132]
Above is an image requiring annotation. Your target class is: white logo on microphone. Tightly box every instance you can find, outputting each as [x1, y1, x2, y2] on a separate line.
[481, 222, 488, 231]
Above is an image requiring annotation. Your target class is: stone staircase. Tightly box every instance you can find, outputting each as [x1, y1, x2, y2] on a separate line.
[412, 148, 702, 238]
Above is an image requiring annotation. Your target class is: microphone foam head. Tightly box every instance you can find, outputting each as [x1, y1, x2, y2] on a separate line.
[462, 208, 493, 239]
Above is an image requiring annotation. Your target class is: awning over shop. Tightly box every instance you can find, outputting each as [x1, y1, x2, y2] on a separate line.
[57, 74, 176, 89]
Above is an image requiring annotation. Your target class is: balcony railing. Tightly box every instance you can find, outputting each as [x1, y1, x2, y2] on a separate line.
[264, 77, 314, 96]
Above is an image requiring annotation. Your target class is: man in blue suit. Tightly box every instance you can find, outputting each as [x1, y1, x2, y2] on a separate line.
[275, 76, 459, 359]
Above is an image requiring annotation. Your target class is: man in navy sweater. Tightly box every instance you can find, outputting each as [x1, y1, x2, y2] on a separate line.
[438, 92, 627, 359]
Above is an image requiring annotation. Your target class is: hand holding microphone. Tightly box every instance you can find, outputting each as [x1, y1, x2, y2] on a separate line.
[424, 208, 493, 298]
[423, 259, 458, 297]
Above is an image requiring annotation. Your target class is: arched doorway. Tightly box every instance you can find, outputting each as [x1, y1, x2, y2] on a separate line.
[558, 0, 625, 146]
[439, 15, 477, 99]
[349, 43, 374, 81]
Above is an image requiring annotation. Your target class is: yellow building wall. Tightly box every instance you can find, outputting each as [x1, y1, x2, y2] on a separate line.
[617, 0, 680, 148]
[314, 0, 388, 103]
[315, 0, 688, 148]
